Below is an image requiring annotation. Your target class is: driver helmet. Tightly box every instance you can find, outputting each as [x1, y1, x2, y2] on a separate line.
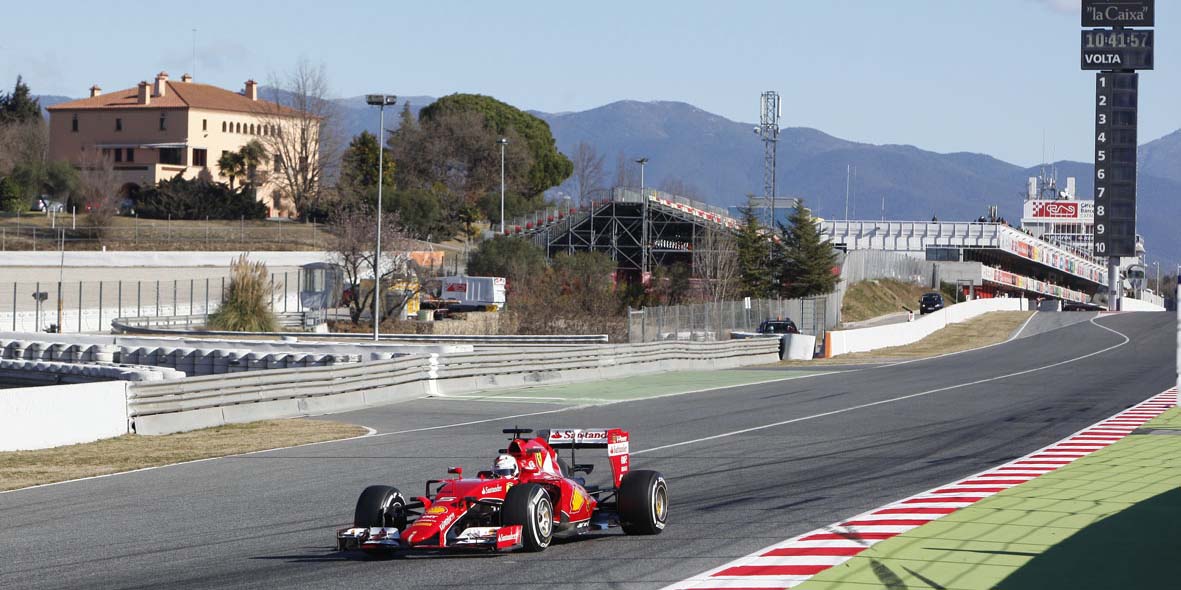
[492, 454, 519, 478]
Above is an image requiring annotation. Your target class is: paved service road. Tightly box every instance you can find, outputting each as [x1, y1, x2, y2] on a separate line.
[0, 313, 1173, 589]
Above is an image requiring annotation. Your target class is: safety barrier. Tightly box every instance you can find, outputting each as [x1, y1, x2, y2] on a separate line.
[110, 315, 610, 344]
[825, 298, 1032, 357]
[0, 381, 132, 451]
[127, 339, 781, 435]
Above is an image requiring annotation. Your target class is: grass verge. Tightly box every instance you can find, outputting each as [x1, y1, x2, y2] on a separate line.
[0, 419, 367, 492]
[840, 310, 1033, 360]
[841, 279, 932, 324]
[796, 407, 1181, 590]
[778, 311, 1035, 366]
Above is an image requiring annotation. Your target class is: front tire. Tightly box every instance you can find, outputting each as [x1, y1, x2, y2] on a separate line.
[502, 483, 554, 551]
[353, 485, 408, 529]
[618, 470, 668, 535]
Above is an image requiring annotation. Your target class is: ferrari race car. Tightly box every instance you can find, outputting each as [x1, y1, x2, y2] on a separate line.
[336, 427, 667, 554]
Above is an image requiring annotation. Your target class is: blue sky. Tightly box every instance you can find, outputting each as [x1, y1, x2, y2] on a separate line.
[1, 0, 1175, 165]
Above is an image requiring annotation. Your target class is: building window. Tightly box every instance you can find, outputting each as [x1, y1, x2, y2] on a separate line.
[159, 147, 182, 165]
[114, 149, 123, 163]
[193, 148, 207, 167]
[159, 114, 167, 131]
[221, 121, 227, 132]
[202, 119, 208, 132]
[235, 122, 241, 133]
[273, 154, 283, 171]
[126, 148, 135, 163]
[71, 115, 78, 132]
[115, 118, 123, 132]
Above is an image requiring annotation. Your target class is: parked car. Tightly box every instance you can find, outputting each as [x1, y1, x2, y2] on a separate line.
[32, 198, 65, 213]
[757, 318, 799, 335]
[919, 292, 945, 314]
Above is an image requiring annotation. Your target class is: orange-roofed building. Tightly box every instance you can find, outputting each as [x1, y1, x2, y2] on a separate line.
[47, 72, 311, 217]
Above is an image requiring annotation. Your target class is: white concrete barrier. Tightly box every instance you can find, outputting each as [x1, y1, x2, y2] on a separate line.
[827, 298, 1030, 357]
[0, 381, 130, 451]
[1121, 297, 1166, 312]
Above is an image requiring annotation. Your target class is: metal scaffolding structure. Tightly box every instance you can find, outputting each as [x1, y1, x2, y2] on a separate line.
[510, 187, 740, 277]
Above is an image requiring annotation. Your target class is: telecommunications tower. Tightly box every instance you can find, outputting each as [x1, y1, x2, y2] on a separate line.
[756, 91, 781, 226]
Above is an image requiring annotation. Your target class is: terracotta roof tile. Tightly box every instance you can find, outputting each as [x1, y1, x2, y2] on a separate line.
[48, 81, 304, 117]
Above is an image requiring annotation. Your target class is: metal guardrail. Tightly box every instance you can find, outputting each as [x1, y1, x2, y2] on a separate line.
[110, 314, 611, 344]
[127, 339, 779, 421]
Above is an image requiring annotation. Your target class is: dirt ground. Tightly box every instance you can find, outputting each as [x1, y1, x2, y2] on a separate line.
[0, 419, 367, 492]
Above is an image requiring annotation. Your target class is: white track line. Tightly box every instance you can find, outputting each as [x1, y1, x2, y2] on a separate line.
[637, 315, 1129, 456]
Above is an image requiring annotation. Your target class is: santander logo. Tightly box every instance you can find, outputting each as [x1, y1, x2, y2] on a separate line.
[1032, 202, 1079, 219]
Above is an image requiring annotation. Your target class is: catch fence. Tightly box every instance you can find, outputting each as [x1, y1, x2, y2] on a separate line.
[626, 296, 836, 343]
[0, 272, 303, 334]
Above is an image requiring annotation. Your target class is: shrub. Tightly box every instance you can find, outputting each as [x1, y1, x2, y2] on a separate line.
[207, 255, 279, 332]
[0, 176, 24, 212]
[136, 176, 268, 220]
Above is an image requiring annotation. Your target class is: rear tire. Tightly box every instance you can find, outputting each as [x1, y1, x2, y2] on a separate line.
[502, 483, 554, 551]
[353, 485, 408, 529]
[618, 470, 668, 535]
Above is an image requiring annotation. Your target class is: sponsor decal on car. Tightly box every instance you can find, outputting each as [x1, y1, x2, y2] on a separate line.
[436, 496, 456, 502]
[570, 488, 586, 512]
[481, 484, 503, 495]
[607, 441, 629, 457]
[496, 525, 522, 548]
[427, 506, 449, 515]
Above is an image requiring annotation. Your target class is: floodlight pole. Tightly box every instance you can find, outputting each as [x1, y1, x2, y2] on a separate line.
[366, 94, 397, 342]
[498, 138, 508, 234]
[636, 157, 649, 276]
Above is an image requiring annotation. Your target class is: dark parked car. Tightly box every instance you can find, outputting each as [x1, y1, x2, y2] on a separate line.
[757, 319, 799, 335]
[919, 292, 945, 314]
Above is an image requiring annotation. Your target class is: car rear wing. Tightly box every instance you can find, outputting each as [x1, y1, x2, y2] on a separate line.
[538, 428, 630, 487]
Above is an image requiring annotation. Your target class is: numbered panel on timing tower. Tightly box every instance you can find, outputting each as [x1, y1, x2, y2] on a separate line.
[1093, 71, 1137, 258]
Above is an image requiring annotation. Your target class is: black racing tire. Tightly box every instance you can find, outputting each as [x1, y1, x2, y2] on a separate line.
[501, 483, 554, 552]
[353, 485, 408, 529]
[618, 470, 668, 535]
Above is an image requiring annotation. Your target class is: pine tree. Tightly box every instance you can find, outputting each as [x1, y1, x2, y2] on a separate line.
[734, 199, 775, 297]
[774, 200, 839, 299]
[0, 76, 42, 126]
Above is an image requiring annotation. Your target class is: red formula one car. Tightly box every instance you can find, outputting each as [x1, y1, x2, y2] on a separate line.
[336, 427, 667, 554]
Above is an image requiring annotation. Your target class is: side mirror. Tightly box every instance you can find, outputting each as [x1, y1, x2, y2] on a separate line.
[447, 466, 463, 477]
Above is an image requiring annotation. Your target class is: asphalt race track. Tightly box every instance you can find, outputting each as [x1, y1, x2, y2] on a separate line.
[0, 313, 1174, 589]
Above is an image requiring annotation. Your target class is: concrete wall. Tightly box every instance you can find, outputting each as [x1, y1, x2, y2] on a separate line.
[0, 381, 130, 451]
[827, 298, 1030, 357]
[1121, 297, 1166, 312]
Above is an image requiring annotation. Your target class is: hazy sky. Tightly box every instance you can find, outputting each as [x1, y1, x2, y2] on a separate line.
[2, 0, 1175, 165]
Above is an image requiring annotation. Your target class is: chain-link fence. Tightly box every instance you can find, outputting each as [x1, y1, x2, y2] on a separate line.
[0, 216, 327, 251]
[0, 271, 303, 334]
[626, 296, 835, 343]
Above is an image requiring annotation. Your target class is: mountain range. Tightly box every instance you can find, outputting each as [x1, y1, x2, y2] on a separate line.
[38, 93, 1178, 267]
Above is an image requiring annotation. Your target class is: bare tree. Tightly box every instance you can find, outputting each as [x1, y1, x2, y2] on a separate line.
[659, 177, 701, 199]
[0, 119, 47, 175]
[571, 142, 605, 206]
[613, 150, 639, 188]
[76, 149, 122, 235]
[256, 60, 342, 217]
[327, 205, 425, 324]
[693, 228, 740, 336]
